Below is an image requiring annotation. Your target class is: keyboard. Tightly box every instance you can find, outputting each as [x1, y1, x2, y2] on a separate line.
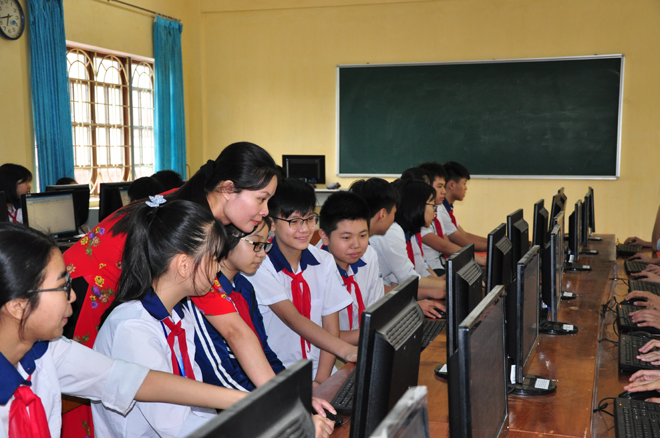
[614, 398, 660, 438]
[618, 244, 644, 257]
[421, 319, 446, 350]
[617, 304, 660, 335]
[331, 368, 356, 416]
[629, 280, 660, 296]
[626, 261, 651, 275]
[619, 333, 660, 373]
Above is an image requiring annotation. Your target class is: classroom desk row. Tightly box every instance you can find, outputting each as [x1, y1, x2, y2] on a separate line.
[314, 234, 619, 438]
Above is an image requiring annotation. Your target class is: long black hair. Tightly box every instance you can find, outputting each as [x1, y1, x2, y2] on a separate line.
[101, 199, 230, 325]
[0, 222, 57, 337]
[395, 180, 436, 235]
[0, 163, 32, 207]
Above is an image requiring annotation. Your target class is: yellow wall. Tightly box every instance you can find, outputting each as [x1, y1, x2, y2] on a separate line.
[198, 0, 660, 239]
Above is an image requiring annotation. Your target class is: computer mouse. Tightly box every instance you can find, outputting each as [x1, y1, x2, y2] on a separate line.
[323, 409, 345, 427]
[630, 331, 656, 339]
[435, 308, 447, 319]
[624, 296, 648, 304]
[618, 390, 659, 401]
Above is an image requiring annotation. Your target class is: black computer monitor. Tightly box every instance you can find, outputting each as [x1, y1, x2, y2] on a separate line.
[448, 285, 508, 438]
[350, 276, 423, 438]
[486, 223, 513, 294]
[192, 359, 314, 437]
[588, 187, 596, 234]
[507, 245, 555, 395]
[532, 199, 548, 248]
[566, 200, 590, 271]
[0, 192, 8, 223]
[98, 181, 132, 222]
[507, 209, 530, 268]
[282, 155, 326, 184]
[369, 386, 429, 438]
[541, 224, 578, 335]
[549, 194, 563, 230]
[45, 184, 91, 228]
[20, 192, 79, 239]
[551, 210, 566, 280]
[557, 187, 567, 211]
[580, 192, 598, 255]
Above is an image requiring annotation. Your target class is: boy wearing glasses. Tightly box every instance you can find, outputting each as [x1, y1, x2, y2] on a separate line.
[247, 178, 357, 387]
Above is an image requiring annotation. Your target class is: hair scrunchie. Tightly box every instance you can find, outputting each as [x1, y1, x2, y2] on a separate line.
[201, 160, 216, 181]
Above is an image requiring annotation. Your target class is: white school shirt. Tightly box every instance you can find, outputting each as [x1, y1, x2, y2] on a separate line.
[421, 221, 444, 271]
[369, 222, 428, 287]
[0, 337, 149, 438]
[93, 295, 216, 438]
[247, 240, 352, 379]
[437, 203, 458, 236]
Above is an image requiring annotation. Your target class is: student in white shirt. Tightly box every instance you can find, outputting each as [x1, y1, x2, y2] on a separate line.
[317, 191, 385, 346]
[247, 178, 356, 389]
[0, 222, 245, 438]
[0, 163, 32, 224]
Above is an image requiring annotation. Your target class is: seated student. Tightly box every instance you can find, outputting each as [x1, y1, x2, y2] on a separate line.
[56, 177, 78, 185]
[127, 176, 166, 203]
[0, 222, 246, 438]
[439, 161, 488, 251]
[317, 191, 385, 346]
[247, 178, 358, 388]
[0, 163, 32, 224]
[418, 162, 486, 275]
[152, 169, 185, 191]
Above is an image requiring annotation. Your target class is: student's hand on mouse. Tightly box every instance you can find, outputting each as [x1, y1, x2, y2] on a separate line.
[630, 309, 660, 329]
[630, 253, 653, 263]
[625, 237, 652, 247]
[312, 397, 336, 418]
[625, 291, 660, 310]
[418, 299, 446, 319]
[625, 373, 660, 402]
[629, 369, 660, 383]
[313, 414, 335, 438]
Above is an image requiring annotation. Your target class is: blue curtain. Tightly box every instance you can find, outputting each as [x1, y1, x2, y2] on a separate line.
[153, 17, 186, 176]
[28, 0, 74, 190]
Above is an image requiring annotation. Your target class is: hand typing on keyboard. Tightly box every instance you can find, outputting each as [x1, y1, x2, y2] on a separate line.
[646, 265, 660, 275]
[626, 291, 660, 311]
[629, 253, 655, 263]
[630, 309, 660, 330]
[624, 370, 660, 403]
[636, 339, 660, 366]
[632, 271, 660, 284]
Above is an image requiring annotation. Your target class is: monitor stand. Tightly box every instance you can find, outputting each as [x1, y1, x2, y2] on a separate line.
[565, 262, 591, 271]
[561, 290, 577, 300]
[540, 320, 578, 335]
[434, 363, 448, 379]
[580, 249, 599, 255]
[588, 235, 602, 241]
[509, 374, 557, 396]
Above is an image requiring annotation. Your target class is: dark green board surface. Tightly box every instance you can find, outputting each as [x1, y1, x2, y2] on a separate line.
[338, 56, 622, 178]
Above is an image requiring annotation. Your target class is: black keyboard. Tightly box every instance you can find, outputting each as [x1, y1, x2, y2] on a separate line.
[615, 398, 660, 438]
[331, 368, 356, 416]
[421, 319, 446, 350]
[619, 333, 660, 373]
[626, 261, 651, 275]
[618, 244, 644, 257]
[618, 304, 660, 335]
[629, 281, 660, 296]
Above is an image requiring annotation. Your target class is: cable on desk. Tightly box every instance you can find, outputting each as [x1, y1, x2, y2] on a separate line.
[593, 397, 616, 417]
[613, 319, 619, 337]
[598, 338, 618, 346]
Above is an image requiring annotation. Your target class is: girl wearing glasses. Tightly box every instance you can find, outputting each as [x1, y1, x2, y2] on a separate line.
[0, 222, 246, 438]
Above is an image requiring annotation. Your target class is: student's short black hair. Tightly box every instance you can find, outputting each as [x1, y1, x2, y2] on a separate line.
[55, 177, 77, 185]
[349, 178, 397, 218]
[268, 178, 316, 218]
[400, 167, 431, 184]
[128, 177, 165, 202]
[395, 180, 435, 235]
[418, 162, 448, 181]
[319, 191, 370, 235]
[152, 169, 184, 191]
[444, 161, 471, 183]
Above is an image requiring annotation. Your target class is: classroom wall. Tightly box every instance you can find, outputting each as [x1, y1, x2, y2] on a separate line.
[198, 0, 660, 239]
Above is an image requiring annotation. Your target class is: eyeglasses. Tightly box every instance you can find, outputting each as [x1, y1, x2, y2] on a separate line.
[242, 238, 273, 253]
[426, 203, 438, 212]
[269, 215, 320, 231]
[28, 273, 72, 301]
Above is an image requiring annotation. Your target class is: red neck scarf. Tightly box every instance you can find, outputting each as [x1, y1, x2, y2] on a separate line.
[342, 275, 365, 330]
[7, 207, 18, 224]
[281, 269, 312, 358]
[433, 217, 444, 238]
[406, 232, 424, 267]
[230, 292, 263, 348]
[447, 208, 458, 228]
[161, 318, 196, 379]
[9, 379, 51, 438]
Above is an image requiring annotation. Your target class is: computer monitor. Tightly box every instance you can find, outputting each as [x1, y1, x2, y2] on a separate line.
[551, 210, 567, 282]
[350, 275, 423, 438]
[507, 209, 529, 267]
[98, 181, 132, 222]
[369, 386, 430, 438]
[557, 187, 567, 210]
[507, 245, 555, 395]
[486, 223, 513, 294]
[566, 200, 590, 271]
[20, 192, 78, 239]
[549, 194, 563, 230]
[448, 285, 508, 438]
[532, 199, 548, 248]
[540, 224, 578, 335]
[282, 155, 326, 184]
[588, 187, 596, 233]
[193, 359, 314, 437]
[580, 192, 598, 255]
[45, 184, 91, 228]
[0, 192, 8, 223]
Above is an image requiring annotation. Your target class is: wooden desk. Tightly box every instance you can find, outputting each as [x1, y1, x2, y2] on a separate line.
[317, 235, 617, 437]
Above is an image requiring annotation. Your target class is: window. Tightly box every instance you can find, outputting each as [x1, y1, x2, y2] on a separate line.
[66, 46, 155, 194]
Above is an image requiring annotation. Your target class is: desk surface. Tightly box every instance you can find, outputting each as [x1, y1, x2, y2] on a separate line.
[316, 235, 618, 438]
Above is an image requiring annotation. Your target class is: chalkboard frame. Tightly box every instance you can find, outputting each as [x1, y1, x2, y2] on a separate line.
[336, 55, 624, 180]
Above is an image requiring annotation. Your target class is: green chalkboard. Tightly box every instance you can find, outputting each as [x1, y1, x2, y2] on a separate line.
[338, 56, 622, 178]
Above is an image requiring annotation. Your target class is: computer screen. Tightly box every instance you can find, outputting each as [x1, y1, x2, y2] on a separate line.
[568, 200, 582, 259]
[588, 186, 596, 233]
[551, 210, 565, 275]
[532, 199, 548, 248]
[21, 192, 78, 238]
[557, 187, 567, 211]
[282, 155, 326, 184]
[448, 285, 508, 438]
[542, 224, 562, 322]
[45, 184, 91, 228]
[580, 193, 590, 247]
[98, 181, 132, 222]
[350, 276, 423, 438]
[549, 194, 563, 231]
[369, 386, 429, 438]
[506, 209, 529, 268]
[120, 188, 130, 206]
[486, 223, 513, 294]
[192, 359, 314, 438]
[0, 192, 8, 223]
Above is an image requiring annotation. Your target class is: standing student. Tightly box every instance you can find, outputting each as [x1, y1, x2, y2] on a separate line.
[0, 222, 246, 438]
[247, 178, 357, 387]
[0, 163, 32, 224]
[318, 191, 385, 346]
[440, 161, 488, 251]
